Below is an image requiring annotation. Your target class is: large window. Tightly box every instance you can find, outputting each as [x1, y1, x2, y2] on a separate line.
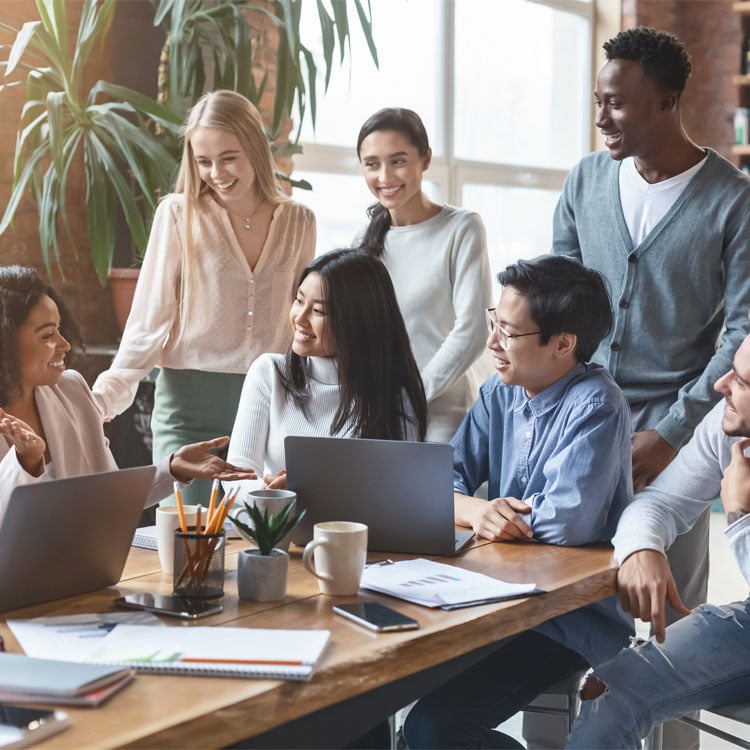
[292, 0, 593, 291]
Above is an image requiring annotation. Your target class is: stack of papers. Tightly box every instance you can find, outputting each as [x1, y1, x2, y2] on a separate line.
[0, 653, 134, 707]
[360, 558, 543, 610]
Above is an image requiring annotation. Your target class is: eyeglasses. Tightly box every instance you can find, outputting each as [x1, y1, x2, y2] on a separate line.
[485, 308, 541, 351]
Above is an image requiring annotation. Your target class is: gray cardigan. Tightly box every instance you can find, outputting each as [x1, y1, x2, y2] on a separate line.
[553, 148, 750, 448]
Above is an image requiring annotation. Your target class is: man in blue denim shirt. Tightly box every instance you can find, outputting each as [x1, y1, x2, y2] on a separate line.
[404, 255, 633, 749]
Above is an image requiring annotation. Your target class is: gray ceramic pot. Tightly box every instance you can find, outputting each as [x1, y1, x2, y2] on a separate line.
[237, 548, 289, 602]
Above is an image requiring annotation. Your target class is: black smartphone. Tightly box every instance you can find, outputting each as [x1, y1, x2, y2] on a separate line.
[114, 593, 223, 620]
[0, 705, 70, 748]
[332, 601, 419, 632]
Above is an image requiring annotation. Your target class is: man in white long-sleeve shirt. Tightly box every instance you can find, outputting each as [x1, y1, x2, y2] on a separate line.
[566, 336, 750, 748]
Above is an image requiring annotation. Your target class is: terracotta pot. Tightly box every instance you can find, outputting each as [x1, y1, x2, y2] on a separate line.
[108, 267, 140, 333]
[237, 548, 289, 602]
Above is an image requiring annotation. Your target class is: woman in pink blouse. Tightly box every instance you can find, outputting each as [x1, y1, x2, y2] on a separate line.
[94, 91, 316, 503]
[0, 265, 256, 524]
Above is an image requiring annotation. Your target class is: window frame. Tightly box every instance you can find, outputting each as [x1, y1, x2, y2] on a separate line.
[293, 0, 599, 207]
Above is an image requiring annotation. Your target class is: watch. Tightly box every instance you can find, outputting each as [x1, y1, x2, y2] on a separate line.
[726, 509, 749, 526]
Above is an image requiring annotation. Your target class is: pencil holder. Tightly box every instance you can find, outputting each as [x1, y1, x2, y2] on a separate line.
[173, 526, 225, 599]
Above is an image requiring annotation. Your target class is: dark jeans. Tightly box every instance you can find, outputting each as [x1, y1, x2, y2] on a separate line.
[403, 631, 587, 749]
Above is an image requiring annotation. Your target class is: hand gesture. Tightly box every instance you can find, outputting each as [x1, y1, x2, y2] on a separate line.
[472, 496, 533, 542]
[632, 429, 677, 492]
[0, 409, 46, 476]
[263, 470, 288, 490]
[617, 549, 690, 643]
[720, 437, 750, 516]
[170, 436, 258, 483]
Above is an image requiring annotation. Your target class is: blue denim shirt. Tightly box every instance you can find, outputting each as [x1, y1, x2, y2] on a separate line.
[451, 362, 634, 666]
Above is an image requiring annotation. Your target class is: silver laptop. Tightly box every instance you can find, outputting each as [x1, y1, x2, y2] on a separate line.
[286, 437, 473, 555]
[0, 466, 156, 613]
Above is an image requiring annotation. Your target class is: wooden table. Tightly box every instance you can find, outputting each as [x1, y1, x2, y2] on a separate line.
[0, 539, 617, 749]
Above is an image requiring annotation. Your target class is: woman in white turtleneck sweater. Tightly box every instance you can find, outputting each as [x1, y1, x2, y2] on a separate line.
[224, 249, 427, 498]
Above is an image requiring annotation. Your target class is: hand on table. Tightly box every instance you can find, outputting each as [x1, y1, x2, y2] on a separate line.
[471, 497, 533, 542]
[720, 438, 750, 517]
[170, 436, 257, 484]
[632, 430, 677, 492]
[0, 408, 46, 476]
[263, 470, 287, 490]
[616, 549, 690, 643]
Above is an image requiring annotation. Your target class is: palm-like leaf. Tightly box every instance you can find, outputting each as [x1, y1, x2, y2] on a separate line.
[0, 0, 378, 284]
[230, 499, 306, 556]
[155, 0, 378, 140]
[0, 0, 182, 284]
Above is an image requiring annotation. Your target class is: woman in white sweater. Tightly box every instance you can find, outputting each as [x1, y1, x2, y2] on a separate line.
[93, 91, 315, 503]
[354, 108, 492, 443]
[0, 266, 255, 523]
[225, 249, 427, 499]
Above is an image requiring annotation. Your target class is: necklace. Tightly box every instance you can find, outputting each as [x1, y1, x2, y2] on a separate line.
[224, 199, 266, 231]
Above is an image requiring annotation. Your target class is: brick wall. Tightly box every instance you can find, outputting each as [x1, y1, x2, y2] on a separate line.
[621, 0, 742, 164]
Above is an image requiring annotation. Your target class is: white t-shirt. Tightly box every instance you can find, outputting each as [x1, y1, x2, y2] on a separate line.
[619, 154, 708, 245]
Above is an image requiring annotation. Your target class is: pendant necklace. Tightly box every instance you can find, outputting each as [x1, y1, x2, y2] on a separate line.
[226, 199, 265, 231]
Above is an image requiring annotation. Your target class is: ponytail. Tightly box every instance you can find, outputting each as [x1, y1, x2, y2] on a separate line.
[359, 203, 392, 258]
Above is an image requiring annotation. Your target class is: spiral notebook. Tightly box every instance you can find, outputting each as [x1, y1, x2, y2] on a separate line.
[80, 625, 330, 681]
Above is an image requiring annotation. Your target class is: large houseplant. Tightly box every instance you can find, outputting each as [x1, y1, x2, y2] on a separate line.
[0, 0, 378, 285]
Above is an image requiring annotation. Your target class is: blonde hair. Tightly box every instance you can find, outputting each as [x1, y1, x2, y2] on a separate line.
[173, 90, 286, 337]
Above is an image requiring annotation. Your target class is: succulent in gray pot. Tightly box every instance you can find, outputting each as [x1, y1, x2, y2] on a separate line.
[231, 499, 305, 602]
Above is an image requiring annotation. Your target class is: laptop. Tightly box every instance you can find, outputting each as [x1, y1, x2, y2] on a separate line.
[0, 466, 156, 613]
[285, 437, 474, 555]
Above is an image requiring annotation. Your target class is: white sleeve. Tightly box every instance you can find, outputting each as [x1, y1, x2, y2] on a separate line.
[0, 449, 46, 526]
[726, 515, 750, 586]
[222, 358, 274, 500]
[93, 199, 182, 419]
[613, 402, 725, 564]
[420, 214, 492, 402]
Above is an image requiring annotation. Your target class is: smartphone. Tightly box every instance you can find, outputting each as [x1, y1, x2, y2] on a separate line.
[332, 601, 419, 632]
[0, 705, 69, 749]
[114, 593, 223, 620]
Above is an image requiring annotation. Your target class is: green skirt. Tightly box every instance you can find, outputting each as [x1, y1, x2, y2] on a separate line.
[151, 367, 246, 506]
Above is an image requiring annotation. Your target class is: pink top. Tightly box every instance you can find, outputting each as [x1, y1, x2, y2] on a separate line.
[93, 194, 316, 419]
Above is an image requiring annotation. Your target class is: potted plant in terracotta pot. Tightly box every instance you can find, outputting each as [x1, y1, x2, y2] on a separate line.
[231, 499, 305, 602]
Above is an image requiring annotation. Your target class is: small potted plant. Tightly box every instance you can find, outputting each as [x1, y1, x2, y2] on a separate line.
[231, 500, 305, 602]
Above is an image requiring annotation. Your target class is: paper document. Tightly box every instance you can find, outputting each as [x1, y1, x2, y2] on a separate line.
[360, 558, 543, 609]
[9, 612, 163, 662]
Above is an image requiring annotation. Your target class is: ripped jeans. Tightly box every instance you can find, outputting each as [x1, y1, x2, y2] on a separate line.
[566, 599, 750, 749]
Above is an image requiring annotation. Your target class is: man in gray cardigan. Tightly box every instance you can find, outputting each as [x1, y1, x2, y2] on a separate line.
[551, 26, 750, 749]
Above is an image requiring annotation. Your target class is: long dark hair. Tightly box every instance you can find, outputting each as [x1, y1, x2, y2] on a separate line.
[355, 108, 430, 258]
[0, 265, 82, 406]
[282, 249, 427, 440]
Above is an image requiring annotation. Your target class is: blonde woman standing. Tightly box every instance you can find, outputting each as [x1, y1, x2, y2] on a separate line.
[94, 91, 315, 503]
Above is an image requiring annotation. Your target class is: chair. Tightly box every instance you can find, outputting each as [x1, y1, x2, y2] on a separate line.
[646, 703, 750, 749]
[520, 669, 588, 740]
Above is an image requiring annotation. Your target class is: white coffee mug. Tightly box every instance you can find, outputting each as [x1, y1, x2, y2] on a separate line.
[234, 489, 297, 552]
[302, 521, 368, 596]
[156, 505, 199, 574]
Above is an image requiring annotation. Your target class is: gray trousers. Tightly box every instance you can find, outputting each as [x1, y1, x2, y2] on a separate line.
[523, 394, 709, 750]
